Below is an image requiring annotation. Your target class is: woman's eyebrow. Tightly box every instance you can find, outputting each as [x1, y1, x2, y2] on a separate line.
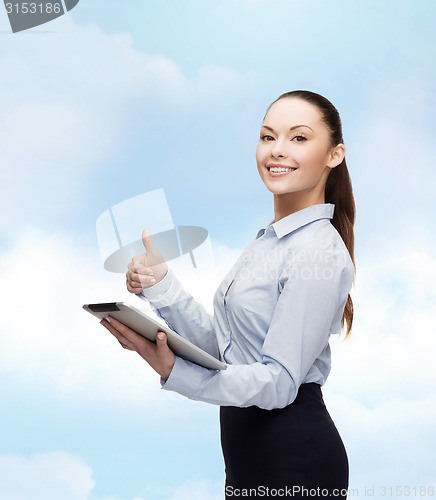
[261, 124, 314, 132]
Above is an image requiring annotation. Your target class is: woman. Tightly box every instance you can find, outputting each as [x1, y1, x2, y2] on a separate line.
[101, 90, 356, 498]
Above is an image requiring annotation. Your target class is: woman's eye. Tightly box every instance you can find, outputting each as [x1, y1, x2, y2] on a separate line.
[260, 135, 274, 141]
[293, 135, 307, 142]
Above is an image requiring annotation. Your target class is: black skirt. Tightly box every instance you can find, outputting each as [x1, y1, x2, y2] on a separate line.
[220, 383, 348, 499]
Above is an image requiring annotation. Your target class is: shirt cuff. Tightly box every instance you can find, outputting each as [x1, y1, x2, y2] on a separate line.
[138, 268, 176, 306]
[160, 355, 215, 399]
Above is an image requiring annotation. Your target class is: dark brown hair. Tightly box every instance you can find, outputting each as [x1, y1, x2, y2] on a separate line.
[265, 90, 356, 338]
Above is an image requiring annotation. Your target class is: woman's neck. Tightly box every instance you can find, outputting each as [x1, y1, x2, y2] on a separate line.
[273, 191, 325, 223]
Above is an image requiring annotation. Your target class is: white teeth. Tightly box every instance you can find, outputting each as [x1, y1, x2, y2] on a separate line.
[269, 167, 295, 173]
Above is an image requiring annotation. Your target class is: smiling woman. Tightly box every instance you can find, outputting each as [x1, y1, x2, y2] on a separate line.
[103, 90, 356, 499]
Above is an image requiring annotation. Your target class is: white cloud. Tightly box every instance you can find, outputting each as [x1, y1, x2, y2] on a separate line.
[0, 451, 224, 500]
[327, 249, 436, 405]
[0, 452, 95, 500]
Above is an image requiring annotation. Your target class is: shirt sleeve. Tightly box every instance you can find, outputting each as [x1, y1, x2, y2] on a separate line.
[160, 240, 354, 410]
[137, 268, 219, 359]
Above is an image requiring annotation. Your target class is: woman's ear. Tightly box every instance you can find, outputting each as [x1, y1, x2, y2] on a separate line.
[328, 143, 346, 169]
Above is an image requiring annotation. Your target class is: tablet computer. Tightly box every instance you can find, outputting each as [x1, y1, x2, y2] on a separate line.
[83, 302, 227, 371]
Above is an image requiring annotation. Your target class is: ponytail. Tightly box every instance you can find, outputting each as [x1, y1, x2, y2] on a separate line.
[325, 157, 355, 339]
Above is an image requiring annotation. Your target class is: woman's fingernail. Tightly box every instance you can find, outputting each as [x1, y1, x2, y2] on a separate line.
[106, 317, 111, 324]
[150, 278, 156, 284]
[157, 333, 164, 340]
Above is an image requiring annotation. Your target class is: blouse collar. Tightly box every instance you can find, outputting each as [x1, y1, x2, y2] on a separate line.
[256, 203, 335, 240]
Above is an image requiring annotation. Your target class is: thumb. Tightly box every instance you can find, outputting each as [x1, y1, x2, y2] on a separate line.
[156, 331, 169, 352]
[142, 228, 155, 252]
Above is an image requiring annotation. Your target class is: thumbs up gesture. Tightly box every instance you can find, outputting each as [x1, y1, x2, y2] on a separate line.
[126, 228, 169, 294]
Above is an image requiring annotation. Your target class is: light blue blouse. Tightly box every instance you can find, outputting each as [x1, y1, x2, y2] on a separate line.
[139, 203, 355, 410]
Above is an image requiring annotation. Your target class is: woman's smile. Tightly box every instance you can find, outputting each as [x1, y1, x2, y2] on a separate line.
[266, 162, 299, 176]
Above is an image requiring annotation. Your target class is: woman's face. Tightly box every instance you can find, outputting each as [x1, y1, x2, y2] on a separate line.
[256, 97, 343, 200]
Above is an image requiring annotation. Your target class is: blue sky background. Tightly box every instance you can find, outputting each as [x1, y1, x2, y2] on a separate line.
[0, 1, 435, 499]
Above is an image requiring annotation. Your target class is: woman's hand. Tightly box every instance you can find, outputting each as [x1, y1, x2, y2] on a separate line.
[100, 316, 175, 381]
[126, 228, 169, 294]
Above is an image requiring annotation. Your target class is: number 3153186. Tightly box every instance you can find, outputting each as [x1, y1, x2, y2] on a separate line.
[5, 3, 62, 15]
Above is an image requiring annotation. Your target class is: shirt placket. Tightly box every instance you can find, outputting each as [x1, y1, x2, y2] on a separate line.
[221, 235, 267, 362]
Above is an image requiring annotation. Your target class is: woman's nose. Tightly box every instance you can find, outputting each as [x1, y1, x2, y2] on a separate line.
[271, 140, 288, 158]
